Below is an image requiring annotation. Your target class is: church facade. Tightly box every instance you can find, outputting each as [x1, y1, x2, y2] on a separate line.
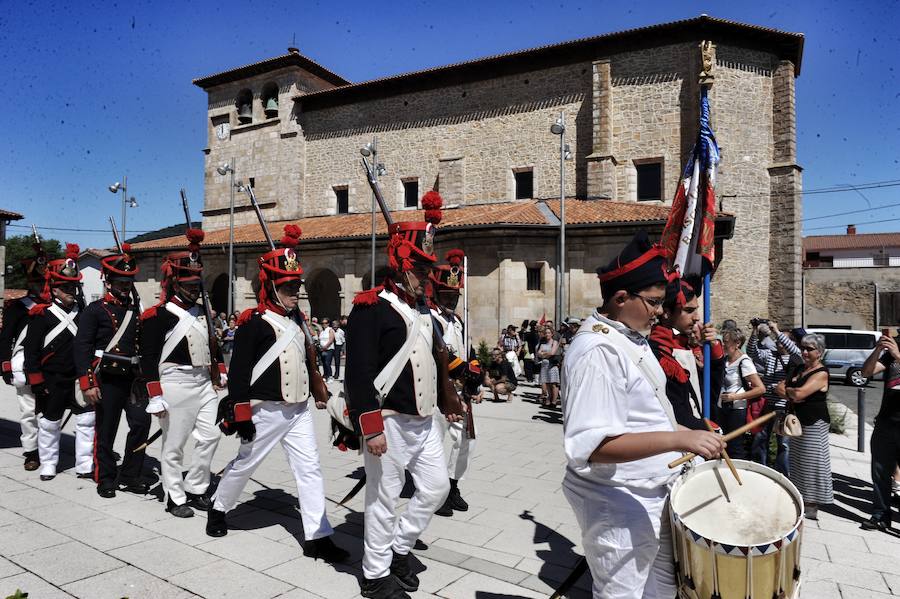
[130, 15, 804, 344]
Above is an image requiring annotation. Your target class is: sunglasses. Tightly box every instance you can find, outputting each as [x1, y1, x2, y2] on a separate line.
[800, 345, 818, 352]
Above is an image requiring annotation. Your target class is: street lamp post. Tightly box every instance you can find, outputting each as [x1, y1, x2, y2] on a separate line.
[216, 159, 237, 316]
[550, 110, 570, 322]
[360, 137, 386, 288]
[108, 176, 138, 240]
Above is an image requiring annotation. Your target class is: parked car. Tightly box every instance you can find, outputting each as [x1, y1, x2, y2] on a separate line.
[807, 328, 881, 387]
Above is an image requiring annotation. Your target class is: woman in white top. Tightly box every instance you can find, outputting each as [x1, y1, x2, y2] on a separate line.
[718, 327, 765, 459]
[318, 318, 335, 381]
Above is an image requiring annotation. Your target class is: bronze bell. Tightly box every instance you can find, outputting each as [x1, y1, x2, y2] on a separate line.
[237, 102, 252, 123]
[264, 96, 278, 117]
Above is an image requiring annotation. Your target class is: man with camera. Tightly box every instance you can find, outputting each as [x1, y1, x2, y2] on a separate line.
[747, 319, 802, 475]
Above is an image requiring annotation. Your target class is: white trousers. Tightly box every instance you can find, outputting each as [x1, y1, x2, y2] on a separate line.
[16, 386, 38, 453]
[363, 414, 450, 580]
[37, 412, 94, 477]
[563, 479, 676, 599]
[213, 401, 333, 541]
[433, 412, 476, 481]
[159, 368, 221, 505]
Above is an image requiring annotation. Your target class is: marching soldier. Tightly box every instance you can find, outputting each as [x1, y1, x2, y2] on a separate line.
[22, 244, 95, 481]
[429, 249, 478, 518]
[0, 251, 46, 471]
[73, 242, 149, 498]
[346, 192, 464, 599]
[209, 225, 349, 563]
[140, 229, 224, 516]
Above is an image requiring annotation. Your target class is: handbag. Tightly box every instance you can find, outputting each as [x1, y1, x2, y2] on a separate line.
[777, 413, 802, 437]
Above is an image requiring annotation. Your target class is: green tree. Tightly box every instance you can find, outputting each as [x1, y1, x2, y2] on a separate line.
[4, 234, 62, 289]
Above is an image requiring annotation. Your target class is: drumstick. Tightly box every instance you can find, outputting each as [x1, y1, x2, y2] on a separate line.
[668, 411, 776, 469]
[704, 420, 742, 485]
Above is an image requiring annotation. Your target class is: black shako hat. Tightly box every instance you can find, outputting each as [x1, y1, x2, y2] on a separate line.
[597, 230, 671, 300]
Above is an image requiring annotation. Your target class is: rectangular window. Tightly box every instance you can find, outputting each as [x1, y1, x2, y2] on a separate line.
[635, 161, 662, 201]
[514, 169, 533, 200]
[526, 265, 542, 291]
[335, 187, 349, 214]
[248, 177, 256, 189]
[879, 291, 900, 326]
[403, 179, 419, 208]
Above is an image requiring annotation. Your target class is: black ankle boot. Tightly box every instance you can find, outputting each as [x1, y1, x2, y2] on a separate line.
[186, 492, 212, 511]
[390, 550, 419, 592]
[167, 497, 194, 519]
[360, 575, 410, 599]
[206, 508, 228, 537]
[448, 479, 468, 511]
[303, 536, 350, 563]
[23, 450, 40, 471]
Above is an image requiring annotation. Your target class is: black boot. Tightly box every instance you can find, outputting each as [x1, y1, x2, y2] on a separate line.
[23, 450, 40, 471]
[448, 479, 468, 511]
[861, 516, 890, 532]
[390, 550, 419, 592]
[303, 536, 350, 563]
[118, 479, 150, 495]
[434, 497, 453, 517]
[360, 575, 410, 599]
[97, 483, 116, 498]
[186, 492, 213, 511]
[167, 497, 194, 519]
[206, 508, 228, 537]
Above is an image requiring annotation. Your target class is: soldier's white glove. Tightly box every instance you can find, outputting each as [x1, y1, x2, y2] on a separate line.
[146, 395, 169, 414]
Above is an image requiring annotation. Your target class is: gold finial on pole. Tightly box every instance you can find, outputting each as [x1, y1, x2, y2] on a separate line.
[699, 40, 715, 86]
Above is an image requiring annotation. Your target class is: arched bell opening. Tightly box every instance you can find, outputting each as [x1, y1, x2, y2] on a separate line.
[262, 81, 279, 118]
[235, 89, 253, 124]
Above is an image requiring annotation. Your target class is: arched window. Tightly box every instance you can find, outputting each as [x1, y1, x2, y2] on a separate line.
[235, 89, 253, 124]
[262, 82, 279, 118]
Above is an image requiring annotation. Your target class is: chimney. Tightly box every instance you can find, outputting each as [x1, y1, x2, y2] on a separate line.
[287, 46, 299, 55]
[847, 224, 857, 235]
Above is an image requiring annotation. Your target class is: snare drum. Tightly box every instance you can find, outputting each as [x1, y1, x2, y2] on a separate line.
[669, 460, 803, 599]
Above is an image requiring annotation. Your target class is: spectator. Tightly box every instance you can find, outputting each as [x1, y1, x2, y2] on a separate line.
[776, 333, 833, 520]
[498, 325, 523, 378]
[309, 316, 322, 337]
[721, 318, 738, 332]
[222, 316, 237, 354]
[333, 320, 346, 380]
[537, 326, 561, 408]
[522, 320, 540, 383]
[318, 318, 335, 381]
[860, 331, 900, 531]
[719, 328, 765, 459]
[216, 311, 228, 331]
[747, 321, 802, 475]
[544, 320, 560, 341]
[484, 348, 518, 402]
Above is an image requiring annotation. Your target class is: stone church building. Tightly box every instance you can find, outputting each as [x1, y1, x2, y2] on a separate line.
[130, 15, 804, 345]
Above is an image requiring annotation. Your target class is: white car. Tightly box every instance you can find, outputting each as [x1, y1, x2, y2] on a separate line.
[807, 328, 881, 387]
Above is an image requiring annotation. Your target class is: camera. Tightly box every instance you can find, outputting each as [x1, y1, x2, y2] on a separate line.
[750, 317, 769, 328]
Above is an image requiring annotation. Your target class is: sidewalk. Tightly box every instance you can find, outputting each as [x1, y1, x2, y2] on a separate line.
[0, 381, 897, 598]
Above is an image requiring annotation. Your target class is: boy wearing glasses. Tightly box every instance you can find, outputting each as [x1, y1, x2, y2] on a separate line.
[562, 231, 725, 599]
[22, 244, 95, 481]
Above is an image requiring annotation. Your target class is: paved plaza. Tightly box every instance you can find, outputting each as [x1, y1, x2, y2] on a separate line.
[0, 381, 898, 599]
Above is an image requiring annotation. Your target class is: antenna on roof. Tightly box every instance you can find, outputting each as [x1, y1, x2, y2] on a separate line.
[288, 33, 298, 54]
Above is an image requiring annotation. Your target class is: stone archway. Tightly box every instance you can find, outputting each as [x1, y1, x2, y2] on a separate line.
[306, 268, 341, 320]
[361, 266, 393, 291]
[209, 273, 229, 314]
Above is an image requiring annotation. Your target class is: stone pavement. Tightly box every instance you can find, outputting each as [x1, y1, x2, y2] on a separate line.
[0, 380, 897, 599]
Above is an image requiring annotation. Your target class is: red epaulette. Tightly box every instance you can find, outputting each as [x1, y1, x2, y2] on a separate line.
[236, 308, 256, 326]
[140, 301, 165, 320]
[353, 286, 383, 306]
[28, 303, 49, 316]
[658, 353, 689, 384]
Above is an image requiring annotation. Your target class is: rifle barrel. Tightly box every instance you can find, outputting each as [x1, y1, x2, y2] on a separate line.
[243, 186, 276, 251]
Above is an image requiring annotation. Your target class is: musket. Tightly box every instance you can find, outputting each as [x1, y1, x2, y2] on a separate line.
[180, 189, 223, 388]
[109, 217, 142, 309]
[360, 157, 467, 419]
[240, 184, 330, 405]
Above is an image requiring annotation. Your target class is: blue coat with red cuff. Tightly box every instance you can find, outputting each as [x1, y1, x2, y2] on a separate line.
[345, 285, 437, 437]
[73, 294, 140, 391]
[22, 301, 79, 386]
[139, 300, 225, 398]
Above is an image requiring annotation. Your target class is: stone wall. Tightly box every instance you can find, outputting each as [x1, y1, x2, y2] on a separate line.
[804, 266, 900, 330]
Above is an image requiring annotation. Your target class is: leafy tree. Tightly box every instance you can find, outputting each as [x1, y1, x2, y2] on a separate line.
[4, 234, 62, 289]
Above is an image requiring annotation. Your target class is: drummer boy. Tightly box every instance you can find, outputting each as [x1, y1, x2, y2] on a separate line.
[561, 231, 725, 598]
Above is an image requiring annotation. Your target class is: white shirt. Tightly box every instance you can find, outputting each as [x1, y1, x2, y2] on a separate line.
[562, 311, 680, 490]
[318, 326, 334, 349]
[333, 327, 345, 346]
[721, 354, 756, 409]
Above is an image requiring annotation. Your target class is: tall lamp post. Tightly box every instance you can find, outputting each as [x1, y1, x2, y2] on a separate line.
[360, 138, 386, 288]
[108, 177, 138, 240]
[550, 110, 572, 322]
[216, 159, 237, 315]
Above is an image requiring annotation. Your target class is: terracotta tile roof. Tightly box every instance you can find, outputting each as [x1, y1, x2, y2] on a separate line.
[79, 248, 114, 259]
[129, 199, 671, 252]
[804, 232, 900, 252]
[0, 208, 24, 220]
[4, 289, 26, 301]
[297, 15, 803, 109]
[193, 50, 350, 90]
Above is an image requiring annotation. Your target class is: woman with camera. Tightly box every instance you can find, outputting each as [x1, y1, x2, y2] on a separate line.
[776, 333, 833, 520]
[719, 328, 765, 458]
[537, 325, 561, 408]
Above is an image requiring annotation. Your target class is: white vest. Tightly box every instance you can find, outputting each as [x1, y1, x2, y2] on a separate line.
[382, 291, 437, 416]
[261, 311, 310, 404]
[432, 309, 464, 357]
[162, 302, 210, 367]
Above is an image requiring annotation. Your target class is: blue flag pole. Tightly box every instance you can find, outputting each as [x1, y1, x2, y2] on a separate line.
[703, 272, 712, 418]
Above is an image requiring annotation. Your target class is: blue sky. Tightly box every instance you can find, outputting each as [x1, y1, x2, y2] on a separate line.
[1, 0, 898, 248]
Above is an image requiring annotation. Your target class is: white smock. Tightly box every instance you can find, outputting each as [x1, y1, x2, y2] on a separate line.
[561, 310, 680, 599]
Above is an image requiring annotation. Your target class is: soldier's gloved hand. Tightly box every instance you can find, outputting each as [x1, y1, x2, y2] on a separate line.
[146, 395, 169, 418]
[1, 372, 12, 386]
[218, 399, 255, 443]
[32, 383, 50, 401]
